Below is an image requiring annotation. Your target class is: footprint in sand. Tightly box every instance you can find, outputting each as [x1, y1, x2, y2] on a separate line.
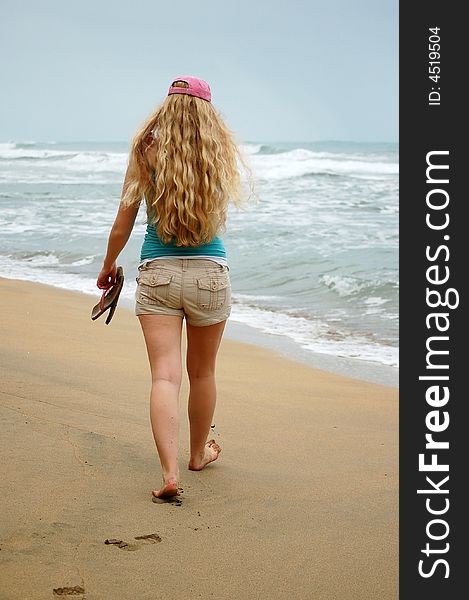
[53, 585, 85, 596]
[104, 533, 162, 551]
[152, 490, 183, 506]
[134, 533, 162, 543]
[104, 538, 139, 551]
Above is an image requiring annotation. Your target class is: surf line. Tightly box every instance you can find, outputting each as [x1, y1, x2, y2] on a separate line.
[416, 150, 459, 580]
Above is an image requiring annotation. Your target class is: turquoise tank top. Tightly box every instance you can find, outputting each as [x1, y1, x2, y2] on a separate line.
[140, 222, 227, 262]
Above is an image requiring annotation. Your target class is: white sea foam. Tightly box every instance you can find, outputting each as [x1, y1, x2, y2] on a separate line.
[240, 143, 262, 155]
[70, 256, 95, 266]
[230, 299, 398, 367]
[0, 171, 120, 185]
[65, 152, 127, 172]
[0, 255, 136, 301]
[0, 255, 98, 296]
[320, 274, 369, 297]
[0, 147, 127, 170]
[9, 252, 97, 268]
[249, 148, 398, 180]
[234, 292, 286, 302]
[0, 142, 18, 151]
[0, 147, 76, 160]
[23, 253, 61, 267]
[364, 296, 389, 306]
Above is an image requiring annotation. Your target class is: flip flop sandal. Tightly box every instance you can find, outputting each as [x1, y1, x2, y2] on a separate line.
[91, 266, 124, 324]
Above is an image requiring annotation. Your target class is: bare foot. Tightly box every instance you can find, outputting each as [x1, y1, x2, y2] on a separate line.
[188, 439, 222, 471]
[152, 476, 179, 499]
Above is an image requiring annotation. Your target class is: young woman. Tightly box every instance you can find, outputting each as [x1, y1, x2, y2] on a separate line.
[96, 76, 253, 500]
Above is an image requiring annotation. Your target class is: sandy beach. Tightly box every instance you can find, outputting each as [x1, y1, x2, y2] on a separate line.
[0, 277, 398, 599]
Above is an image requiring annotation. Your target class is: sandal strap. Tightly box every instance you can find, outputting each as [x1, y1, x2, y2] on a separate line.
[99, 288, 111, 312]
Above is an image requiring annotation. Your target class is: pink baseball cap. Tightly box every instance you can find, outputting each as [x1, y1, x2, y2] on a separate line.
[167, 75, 212, 102]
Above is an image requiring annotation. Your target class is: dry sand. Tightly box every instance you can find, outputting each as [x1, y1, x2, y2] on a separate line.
[0, 277, 398, 599]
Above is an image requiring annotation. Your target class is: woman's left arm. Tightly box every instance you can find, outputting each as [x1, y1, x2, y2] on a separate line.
[97, 166, 141, 289]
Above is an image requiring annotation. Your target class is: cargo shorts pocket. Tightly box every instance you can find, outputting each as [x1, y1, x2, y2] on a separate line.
[196, 274, 230, 311]
[136, 271, 173, 305]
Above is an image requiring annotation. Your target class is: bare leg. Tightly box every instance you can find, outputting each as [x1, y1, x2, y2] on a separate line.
[138, 315, 183, 498]
[186, 320, 226, 470]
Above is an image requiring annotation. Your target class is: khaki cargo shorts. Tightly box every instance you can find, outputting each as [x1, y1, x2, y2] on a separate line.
[135, 258, 232, 326]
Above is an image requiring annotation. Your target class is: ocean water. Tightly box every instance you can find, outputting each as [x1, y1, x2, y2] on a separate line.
[0, 140, 398, 369]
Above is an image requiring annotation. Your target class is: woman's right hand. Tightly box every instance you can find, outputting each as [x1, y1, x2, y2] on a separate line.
[97, 262, 117, 289]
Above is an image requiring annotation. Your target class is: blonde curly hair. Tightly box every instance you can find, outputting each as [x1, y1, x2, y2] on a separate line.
[121, 80, 255, 246]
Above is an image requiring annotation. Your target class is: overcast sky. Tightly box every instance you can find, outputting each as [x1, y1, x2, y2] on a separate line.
[0, 0, 398, 143]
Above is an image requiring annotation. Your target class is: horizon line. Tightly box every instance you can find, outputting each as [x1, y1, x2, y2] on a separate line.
[1, 138, 400, 145]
